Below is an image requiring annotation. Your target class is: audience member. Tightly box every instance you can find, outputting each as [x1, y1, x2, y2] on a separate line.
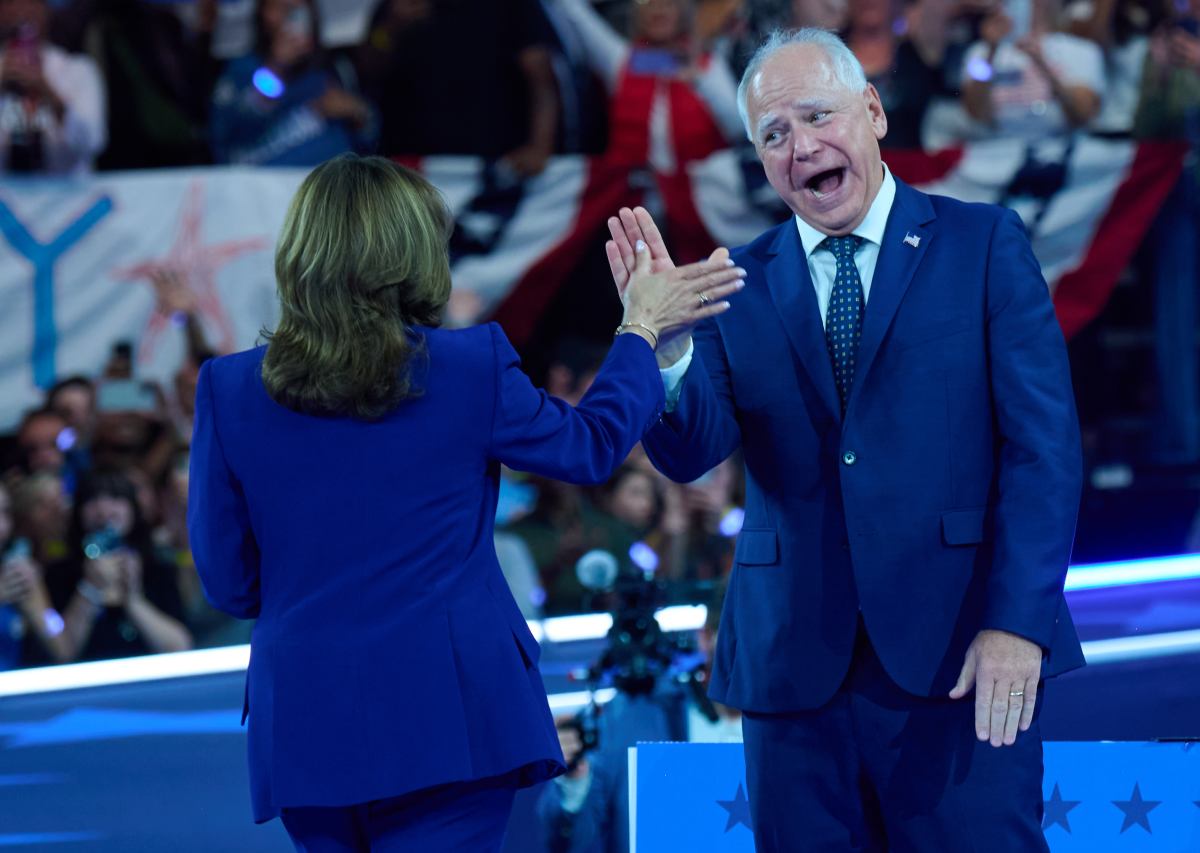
[0, 481, 70, 668]
[40, 468, 191, 663]
[84, 0, 222, 168]
[10, 471, 69, 565]
[210, 0, 376, 166]
[548, 0, 742, 262]
[550, 0, 743, 168]
[1069, 0, 1163, 135]
[656, 456, 738, 581]
[962, 0, 1104, 137]
[359, 0, 558, 176]
[1134, 0, 1200, 464]
[15, 407, 67, 475]
[47, 375, 95, 490]
[0, 0, 105, 173]
[850, 0, 963, 149]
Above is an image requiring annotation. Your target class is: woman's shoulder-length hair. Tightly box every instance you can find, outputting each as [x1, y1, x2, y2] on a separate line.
[261, 154, 453, 420]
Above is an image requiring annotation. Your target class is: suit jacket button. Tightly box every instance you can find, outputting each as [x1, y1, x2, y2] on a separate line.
[842, 451, 857, 466]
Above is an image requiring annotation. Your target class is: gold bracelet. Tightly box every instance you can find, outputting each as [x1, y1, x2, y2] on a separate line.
[615, 322, 658, 349]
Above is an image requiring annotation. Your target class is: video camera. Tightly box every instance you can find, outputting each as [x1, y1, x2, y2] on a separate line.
[562, 546, 722, 759]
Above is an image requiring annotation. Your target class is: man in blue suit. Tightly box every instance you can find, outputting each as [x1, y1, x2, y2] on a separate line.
[605, 29, 1083, 852]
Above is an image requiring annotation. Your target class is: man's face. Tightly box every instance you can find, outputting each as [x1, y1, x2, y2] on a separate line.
[18, 413, 66, 473]
[0, 0, 47, 39]
[747, 44, 887, 237]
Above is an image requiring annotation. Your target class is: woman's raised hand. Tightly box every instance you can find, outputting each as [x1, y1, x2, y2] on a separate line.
[619, 240, 745, 350]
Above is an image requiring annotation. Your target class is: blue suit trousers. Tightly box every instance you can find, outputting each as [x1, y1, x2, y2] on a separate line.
[280, 777, 516, 852]
[742, 624, 1049, 853]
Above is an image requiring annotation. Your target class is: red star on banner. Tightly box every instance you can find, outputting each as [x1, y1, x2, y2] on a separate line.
[111, 180, 269, 363]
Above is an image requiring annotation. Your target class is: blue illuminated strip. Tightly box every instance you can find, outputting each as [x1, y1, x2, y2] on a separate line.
[1064, 553, 1200, 591]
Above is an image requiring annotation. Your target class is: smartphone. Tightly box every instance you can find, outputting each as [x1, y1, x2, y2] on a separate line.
[96, 380, 157, 414]
[628, 48, 683, 76]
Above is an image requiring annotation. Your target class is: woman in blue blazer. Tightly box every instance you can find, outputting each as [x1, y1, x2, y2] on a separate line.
[188, 154, 743, 852]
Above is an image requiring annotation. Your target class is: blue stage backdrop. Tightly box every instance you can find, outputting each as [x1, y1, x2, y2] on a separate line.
[633, 741, 1200, 852]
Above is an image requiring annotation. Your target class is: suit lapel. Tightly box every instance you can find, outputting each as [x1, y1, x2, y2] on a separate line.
[764, 222, 842, 422]
[847, 181, 936, 413]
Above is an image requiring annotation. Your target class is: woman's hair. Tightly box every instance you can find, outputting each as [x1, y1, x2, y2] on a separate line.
[261, 154, 454, 420]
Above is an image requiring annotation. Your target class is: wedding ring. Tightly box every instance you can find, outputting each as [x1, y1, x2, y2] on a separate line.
[1009, 690, 1025, 697]
[698, 292, 710, 306]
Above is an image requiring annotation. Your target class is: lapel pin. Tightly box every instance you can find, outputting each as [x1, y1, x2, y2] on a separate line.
[903, 232, 921, 248]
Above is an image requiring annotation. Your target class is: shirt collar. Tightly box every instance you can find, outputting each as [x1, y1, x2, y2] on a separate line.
[794, 164, 897, 258]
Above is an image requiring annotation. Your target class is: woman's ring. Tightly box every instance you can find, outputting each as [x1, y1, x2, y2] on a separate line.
[698, 292, 711, 306]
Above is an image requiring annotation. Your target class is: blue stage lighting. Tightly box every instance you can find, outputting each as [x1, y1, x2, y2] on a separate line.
[1064, 553, 1200, 591]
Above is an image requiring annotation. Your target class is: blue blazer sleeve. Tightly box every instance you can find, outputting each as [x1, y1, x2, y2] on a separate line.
[981, 209, 1083, 649]
[188, 360, 262, 619]
[641, 318, 742, 484]
[489, 323, 664, 485]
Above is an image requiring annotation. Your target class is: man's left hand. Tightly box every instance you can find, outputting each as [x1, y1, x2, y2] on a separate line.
[949, 629, 1042, 747]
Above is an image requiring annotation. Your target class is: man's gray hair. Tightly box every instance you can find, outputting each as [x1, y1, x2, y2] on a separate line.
[736, 28, 869, 143]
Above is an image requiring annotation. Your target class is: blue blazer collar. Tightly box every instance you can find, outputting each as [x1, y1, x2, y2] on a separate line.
[762, 178, 936, 423]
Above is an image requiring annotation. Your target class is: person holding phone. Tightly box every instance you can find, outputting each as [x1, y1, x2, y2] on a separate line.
[1133, 0, 1200, 465]
[42, 468, 192, 664]
[210, 0, 376, 165]
[0, 0, 105, 174]
[188, 154, 744, 851]
[547, 0, 743, 262]
[962, 0, 1104, 135]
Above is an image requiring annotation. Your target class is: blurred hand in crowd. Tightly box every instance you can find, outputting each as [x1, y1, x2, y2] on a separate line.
[118, 550, 145, 604]
[0, 556, 35, 605]
[1165, 25, 1200, 69]
[83, 553, 125, 606]
[150, 268, 196, 317]
[313, 86, 372, 129]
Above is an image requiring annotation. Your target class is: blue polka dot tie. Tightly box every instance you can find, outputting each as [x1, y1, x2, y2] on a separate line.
[823, 235, 864, 414]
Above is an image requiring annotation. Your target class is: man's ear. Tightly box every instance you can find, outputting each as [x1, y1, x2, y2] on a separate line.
[864, 83, 888, 141]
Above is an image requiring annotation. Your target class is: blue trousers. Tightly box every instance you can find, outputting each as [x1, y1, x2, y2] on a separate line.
[742, 625, 1048, 853]
[280, 777, 516, 852]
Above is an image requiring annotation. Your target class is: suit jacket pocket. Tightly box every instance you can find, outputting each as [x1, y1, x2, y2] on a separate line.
[735, 528, 779, 566]
[941, 508, 990, 546]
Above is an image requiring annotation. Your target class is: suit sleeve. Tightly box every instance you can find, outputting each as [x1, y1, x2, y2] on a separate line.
[188, 360, 262, 619]
[489, 323, 664, 485]
[641, 317, 742, 483]
[981, 209, 1083, 649]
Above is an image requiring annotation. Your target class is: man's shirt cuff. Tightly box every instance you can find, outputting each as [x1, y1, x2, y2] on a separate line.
[659, 338, 694, 412]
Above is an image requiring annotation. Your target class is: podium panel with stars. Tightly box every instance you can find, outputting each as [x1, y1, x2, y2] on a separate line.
[633, 742, 1200, 851]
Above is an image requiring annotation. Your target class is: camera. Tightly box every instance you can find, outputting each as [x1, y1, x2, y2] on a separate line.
[561, 547, 722, 753]
[82, 526, 123, 561]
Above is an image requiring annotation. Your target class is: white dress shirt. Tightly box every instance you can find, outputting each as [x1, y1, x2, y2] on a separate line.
[661, 166, 898, 407]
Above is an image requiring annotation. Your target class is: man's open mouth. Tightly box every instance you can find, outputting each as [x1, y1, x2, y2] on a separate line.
[805, 168, 846, 199]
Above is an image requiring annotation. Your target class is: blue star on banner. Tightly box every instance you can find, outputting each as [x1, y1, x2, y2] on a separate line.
[1112, 782, 1161, 833]
[716, 783, 753, 833]
[1042, 783, 1082, 833]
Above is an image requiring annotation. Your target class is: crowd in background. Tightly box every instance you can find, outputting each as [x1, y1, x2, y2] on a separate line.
[1, 0, 1197, 174]
[1, 0, 1198, 671]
